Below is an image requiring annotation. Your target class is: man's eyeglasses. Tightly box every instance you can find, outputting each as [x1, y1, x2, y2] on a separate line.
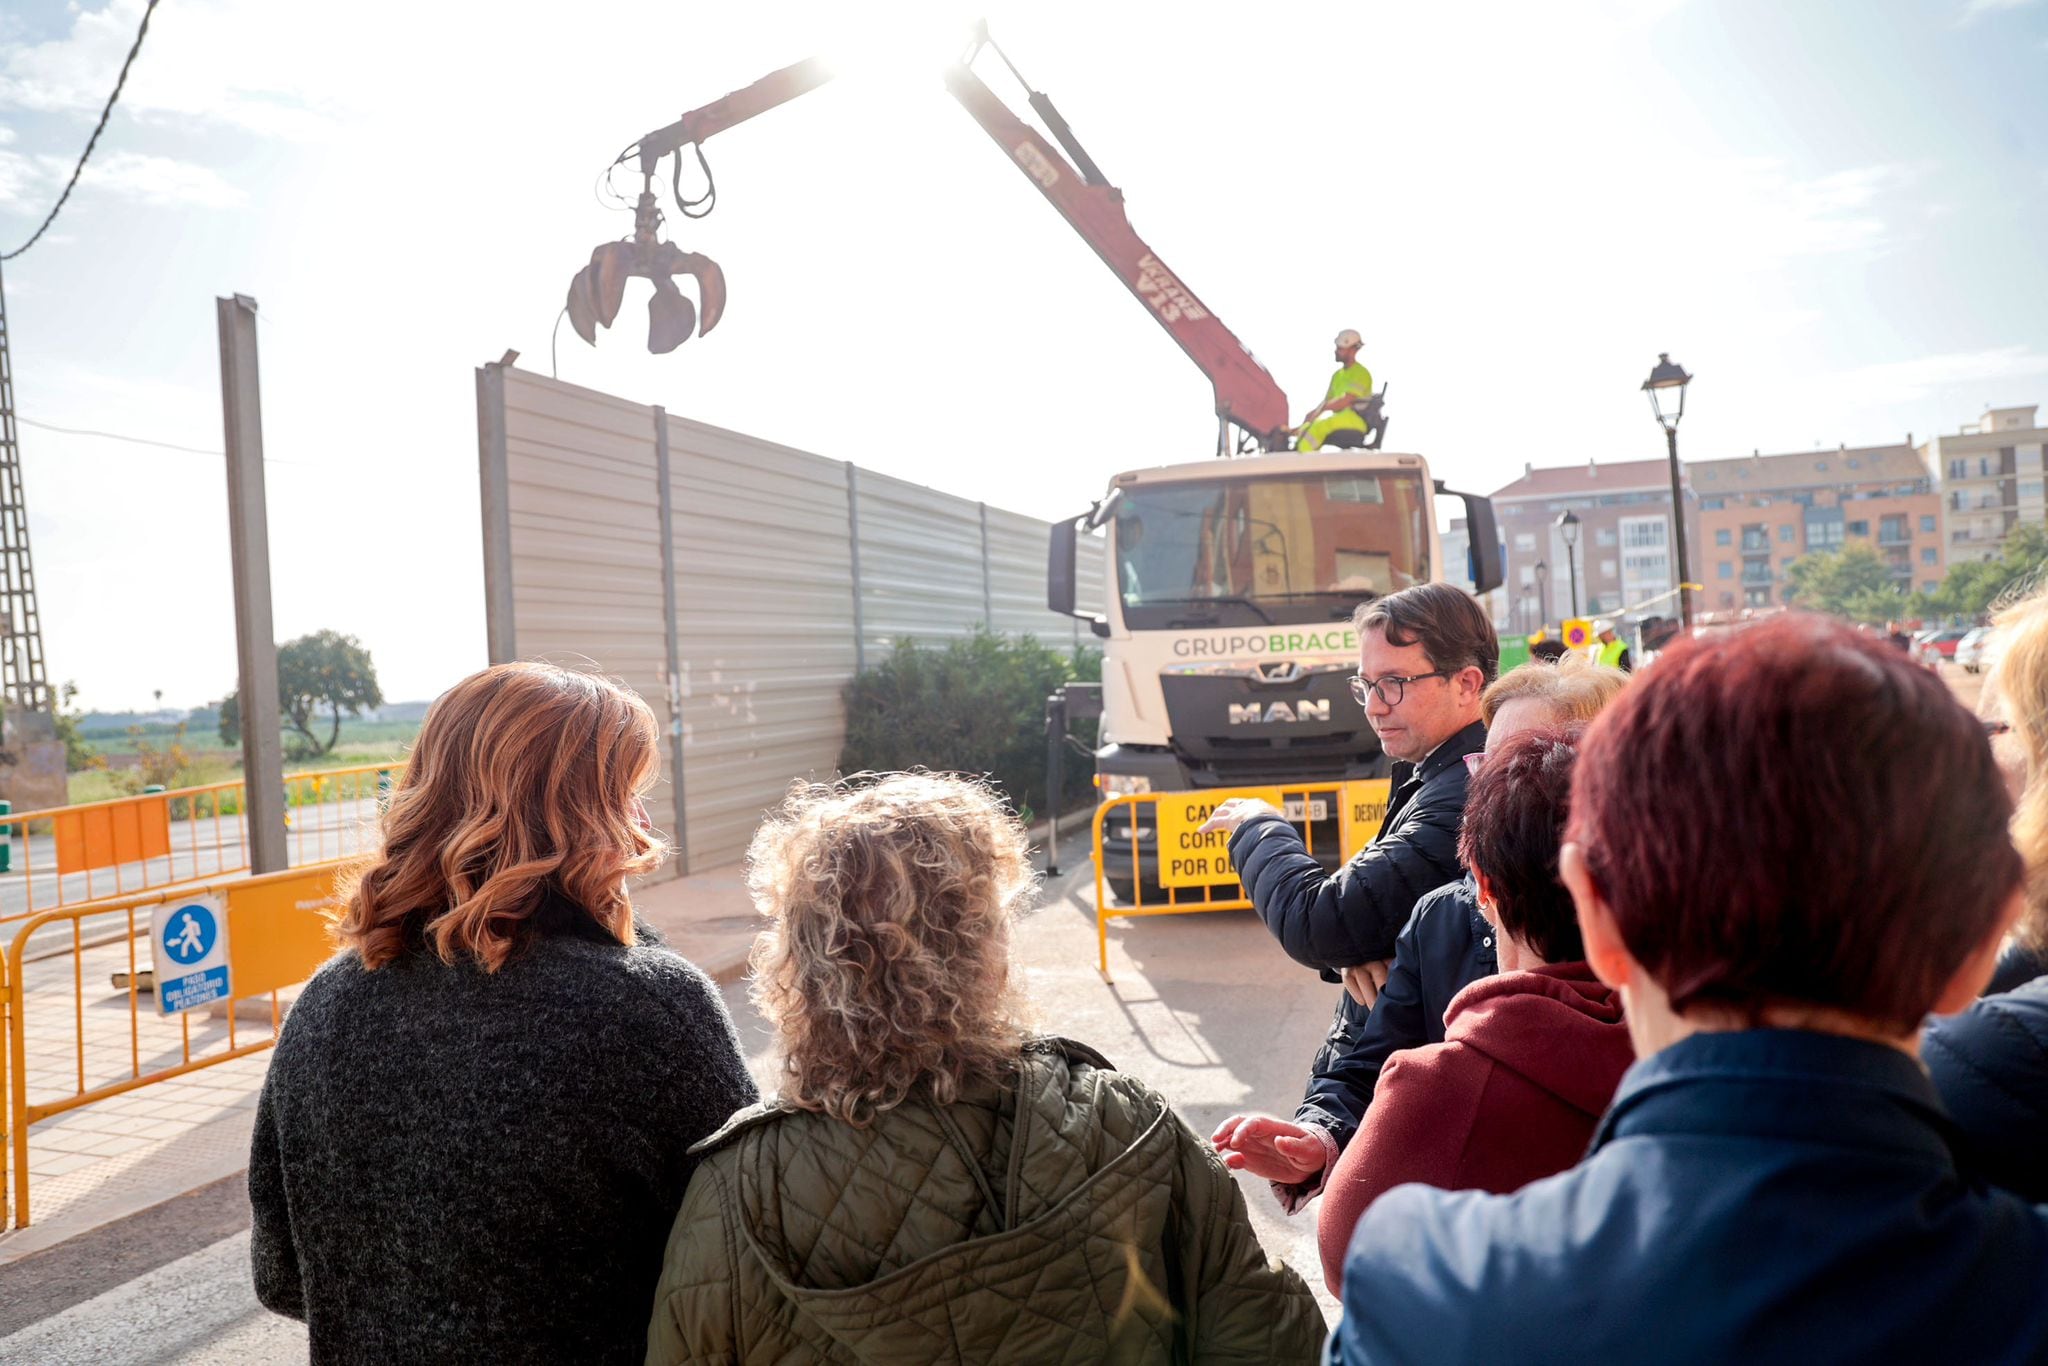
[1348, 670, 1451, 707]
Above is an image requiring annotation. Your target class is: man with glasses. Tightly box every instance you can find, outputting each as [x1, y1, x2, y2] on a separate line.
[1201, 583, 1494, 1205]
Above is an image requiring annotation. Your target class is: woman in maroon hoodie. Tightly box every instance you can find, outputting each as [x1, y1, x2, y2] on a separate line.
[1316, 725, 1633, 1294]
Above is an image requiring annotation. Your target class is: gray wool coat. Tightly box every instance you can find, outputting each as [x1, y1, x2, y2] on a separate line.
[249, 899, 758, 1365]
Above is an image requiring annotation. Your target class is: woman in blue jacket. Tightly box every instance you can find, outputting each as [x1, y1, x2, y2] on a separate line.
[1329, 615, 2048, 1365]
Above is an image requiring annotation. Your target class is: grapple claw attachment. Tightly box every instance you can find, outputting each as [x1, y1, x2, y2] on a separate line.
[647, 274, 698, 355]
[676, 250, 726, 336]
[565, 265, 600, 344]
[589, 242, 633, 327]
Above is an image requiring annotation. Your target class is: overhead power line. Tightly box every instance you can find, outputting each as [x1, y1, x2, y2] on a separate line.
[3, 0, 162, 261]
[15, 414, 222, 456]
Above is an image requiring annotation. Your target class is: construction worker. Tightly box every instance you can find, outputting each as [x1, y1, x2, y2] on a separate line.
[1295, 329, 1375, 451]
[1595, 620, 1633, 672]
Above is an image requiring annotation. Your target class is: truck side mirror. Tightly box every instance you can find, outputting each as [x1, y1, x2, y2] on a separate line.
[1458, 492, 1504, 595]
[1434, 482, 1504, 597]
[1048, 517, 1078, 616]
[1048, 514, 1111, 635]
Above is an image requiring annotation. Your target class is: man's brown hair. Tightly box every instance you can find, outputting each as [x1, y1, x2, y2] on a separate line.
[1354, 583, 1500, 685]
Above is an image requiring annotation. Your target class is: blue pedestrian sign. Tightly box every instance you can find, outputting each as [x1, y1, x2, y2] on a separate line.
[152, 895, 232, 1015]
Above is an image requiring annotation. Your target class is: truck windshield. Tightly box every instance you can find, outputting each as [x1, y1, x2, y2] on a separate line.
[1112, 471, 1432, 630]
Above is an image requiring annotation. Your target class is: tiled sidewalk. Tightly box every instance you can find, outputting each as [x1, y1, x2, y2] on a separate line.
[1, 928, 286, 1260]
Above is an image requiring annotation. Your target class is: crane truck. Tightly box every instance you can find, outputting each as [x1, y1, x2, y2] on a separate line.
[567, 26, 1504, 898]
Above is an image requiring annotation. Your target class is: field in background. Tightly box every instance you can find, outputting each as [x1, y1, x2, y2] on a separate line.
[65, 718, 418, 805]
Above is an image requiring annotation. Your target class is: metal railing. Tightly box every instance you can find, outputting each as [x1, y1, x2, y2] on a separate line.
[2, 862, 350, 1229]
[1090, 779, 1390, 980]
[0, 762, 400, 926]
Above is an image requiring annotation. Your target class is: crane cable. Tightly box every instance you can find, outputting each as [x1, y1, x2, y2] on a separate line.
[3, 0, 162, 261]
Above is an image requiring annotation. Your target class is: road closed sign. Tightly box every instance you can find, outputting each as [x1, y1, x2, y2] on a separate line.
[153, 895, 232, 1015]
[1152, 788, 1283, 888]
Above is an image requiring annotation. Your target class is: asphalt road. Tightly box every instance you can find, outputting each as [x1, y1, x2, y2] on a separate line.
[0, 854, 1344, 1357]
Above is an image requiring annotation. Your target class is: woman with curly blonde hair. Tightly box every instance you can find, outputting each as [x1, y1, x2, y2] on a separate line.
[1924, 583, 2048, 1199]
[249, 662, 756, 1365]
[645, 772, 1325, 1365]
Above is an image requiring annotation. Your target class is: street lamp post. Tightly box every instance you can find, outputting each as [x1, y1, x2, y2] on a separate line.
[1555, 510, 1582, 618]
[1535, 559, 1549, 630]
[1642, 353, 1695, 630]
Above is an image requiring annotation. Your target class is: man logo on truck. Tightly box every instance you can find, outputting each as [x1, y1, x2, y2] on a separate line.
[1229, 701, 1332, 725]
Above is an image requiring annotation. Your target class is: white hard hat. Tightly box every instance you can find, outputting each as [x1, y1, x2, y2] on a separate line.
[1334, 329, 1363, 349]
[1594, 618, 1616, 634]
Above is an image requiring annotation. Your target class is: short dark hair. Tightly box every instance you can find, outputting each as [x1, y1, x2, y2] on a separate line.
[1567, 614, 2022, 1033]
[1458, 727, 1583, 962]
[1355, 583, 1499, 685]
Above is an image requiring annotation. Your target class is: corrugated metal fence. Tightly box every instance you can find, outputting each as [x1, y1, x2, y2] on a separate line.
[477, 363, 1105, 874]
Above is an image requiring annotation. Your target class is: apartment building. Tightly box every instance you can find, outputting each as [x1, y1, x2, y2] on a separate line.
[1925, 405, 2047, 565]
[1689, 442, 1944, 609]
[1487, 459, 1703, 632]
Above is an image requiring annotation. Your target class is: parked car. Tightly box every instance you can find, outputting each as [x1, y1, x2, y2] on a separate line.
[1956, 626, 1993, 674]
[1915, 628, 1971, 665]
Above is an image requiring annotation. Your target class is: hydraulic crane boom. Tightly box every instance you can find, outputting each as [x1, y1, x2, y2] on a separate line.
[571, 30, 1293, 452]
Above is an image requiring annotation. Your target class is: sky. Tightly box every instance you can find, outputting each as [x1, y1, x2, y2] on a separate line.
[0, 0, 2045, 711]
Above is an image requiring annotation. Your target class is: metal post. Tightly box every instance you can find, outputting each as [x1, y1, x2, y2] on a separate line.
[1566, 543, 1580, 618]
[217, 295, 287, 875]
[653, 407, 689, 876]
[845, 463, 865, 673]
[1665, 426, 1694, 629]
[476, 363, 515, 663]
[1044, 691, 1065, 874]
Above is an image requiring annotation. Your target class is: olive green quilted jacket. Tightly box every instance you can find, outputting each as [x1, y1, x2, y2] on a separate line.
[644, 1038, 1325, 1364]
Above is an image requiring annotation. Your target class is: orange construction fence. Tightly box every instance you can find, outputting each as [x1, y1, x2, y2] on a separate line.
[0, 762, 401, 926]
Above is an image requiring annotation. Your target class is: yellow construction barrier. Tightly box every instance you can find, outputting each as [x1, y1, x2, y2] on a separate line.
[2, 862, 351, 1229]
[1091, 779, 1390, 979]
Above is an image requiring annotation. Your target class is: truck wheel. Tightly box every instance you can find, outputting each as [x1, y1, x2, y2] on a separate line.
[1103, 877, 1164, 906]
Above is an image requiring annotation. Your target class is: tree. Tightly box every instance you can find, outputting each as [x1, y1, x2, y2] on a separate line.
[1782, 544, 1907, 624]
[1925, 525, 2048, 621]
[839, 629, 1102, 820]
[52, 680, 101, 772]
[216, 630, 384, 759]
[279, 630, 383, 757]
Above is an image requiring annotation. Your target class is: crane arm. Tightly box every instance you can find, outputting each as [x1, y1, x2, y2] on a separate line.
[585, 34, 1294, 450]
[630, 57, 834, 174]
[940, 61, 1291, 450]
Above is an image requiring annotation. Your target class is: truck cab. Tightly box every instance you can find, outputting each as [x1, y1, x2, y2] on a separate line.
[1050, 449, 1501, 899]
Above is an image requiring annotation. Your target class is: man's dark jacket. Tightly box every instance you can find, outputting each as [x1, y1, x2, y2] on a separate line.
[1228, 720, 1486, 972]
[1923, 975, 2048, 1202]
[1330, 1029, 2048, 1365]
[1228, 722, 1487, 1155]
[1295, 877, 1496, 1153]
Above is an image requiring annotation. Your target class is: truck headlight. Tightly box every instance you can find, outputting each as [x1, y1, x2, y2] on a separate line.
[1096, 774, 1152, 798]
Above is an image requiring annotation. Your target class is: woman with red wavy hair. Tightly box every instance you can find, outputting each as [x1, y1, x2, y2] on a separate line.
[248, 662, 756, 1365]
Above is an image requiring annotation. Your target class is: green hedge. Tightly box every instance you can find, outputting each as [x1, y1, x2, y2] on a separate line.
[839, 629, 1102, 823]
